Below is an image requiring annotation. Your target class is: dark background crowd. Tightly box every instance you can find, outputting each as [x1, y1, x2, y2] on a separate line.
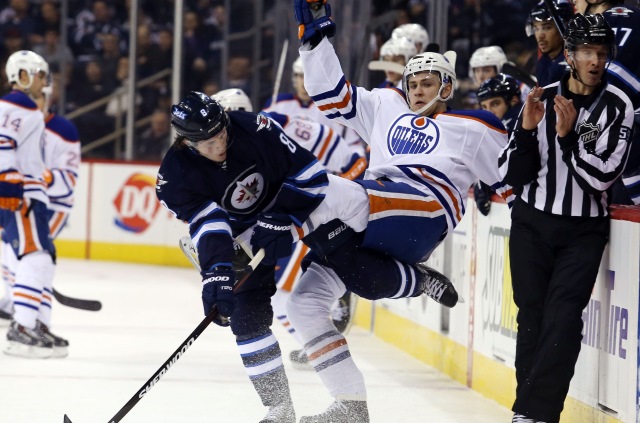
[0, 0, 541, 161]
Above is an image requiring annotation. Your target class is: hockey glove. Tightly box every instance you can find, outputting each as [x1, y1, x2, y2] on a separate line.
[294, 0, 336, 46]
[473, 181, 493, 217]
[0, 170, 24, 211]
[202, 266, 235, 326]
[250, 214, 294, 266]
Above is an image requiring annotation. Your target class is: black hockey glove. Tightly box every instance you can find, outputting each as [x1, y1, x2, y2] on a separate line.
[473, 181, 493, 217]
[294, 0, 336, 46]
[202, 266, 235, 326]
[251, 214, 294, 266]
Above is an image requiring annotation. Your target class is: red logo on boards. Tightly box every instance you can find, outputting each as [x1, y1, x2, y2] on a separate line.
[113, 173, 160, 233]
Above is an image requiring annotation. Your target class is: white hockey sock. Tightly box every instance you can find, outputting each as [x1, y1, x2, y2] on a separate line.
[287, 262, 366, 399]
[12, 251, 54, 329]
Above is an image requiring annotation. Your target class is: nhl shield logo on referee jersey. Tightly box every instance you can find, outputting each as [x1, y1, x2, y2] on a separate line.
[577, 121, 600, 152]
[387, 114, 440, 155]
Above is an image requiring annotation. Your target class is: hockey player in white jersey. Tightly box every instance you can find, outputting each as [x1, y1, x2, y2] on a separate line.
[0, 50, 58, 359]
[265, 1, 515, 421]
[368, 36, 417, 89]
[0, 85, 81, 358]
[264, 56, 366, 156]
[391, 23, 430, 53]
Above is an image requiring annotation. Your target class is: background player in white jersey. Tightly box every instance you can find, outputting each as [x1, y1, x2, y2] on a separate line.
[367, 37, 417, 89]
[264, 56, 366, 157]
[391, 23, 429, 54]
[273, 1, 514, 420]
[0, 50, 57, 359]
[469, 45, 531, 103]
[212, 87, 365, 368]
[0, 85, 81, 358]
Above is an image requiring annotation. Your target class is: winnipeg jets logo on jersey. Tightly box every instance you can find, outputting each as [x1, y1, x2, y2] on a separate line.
[609, 7, 632, 16]
[224, 169, 266, 213]
[256, 114, 272, 132]
[387, 114, 440, 155]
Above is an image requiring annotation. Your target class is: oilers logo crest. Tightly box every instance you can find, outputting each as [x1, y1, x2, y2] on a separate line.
[387, 114, 440, 155]
[224, 168, 266, 213]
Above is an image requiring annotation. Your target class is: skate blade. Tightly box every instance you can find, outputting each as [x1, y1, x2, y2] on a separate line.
[3, 341, 54, 359]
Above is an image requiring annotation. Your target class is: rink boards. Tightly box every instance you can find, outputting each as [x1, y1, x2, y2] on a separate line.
[57, 161, 640, 423]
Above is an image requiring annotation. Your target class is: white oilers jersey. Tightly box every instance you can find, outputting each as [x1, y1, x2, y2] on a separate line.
[300, 38, 514, 230]
[43, 114, 81, 212]
[0, 91, 47, 204]
[265, 112, 366, 179]
[264, 93, 365, 156]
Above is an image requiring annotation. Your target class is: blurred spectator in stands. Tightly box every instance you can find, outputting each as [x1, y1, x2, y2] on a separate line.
[98, 31, 123, 87]
[0, 27, 27, 92]
[106, 56, 141, 119]
[135, 109, 171, 161]
[182, 10, 210, 94]
[72, 0, 123, 58]
[136, 23, 154, 78]
[0, 0, 36, 46]
[68, 59, 115, 158]
[227, 56, 252, 97]
[33, 28, 74, 79]
[32, 1, 62, 46]
[202, 79, 221, 97]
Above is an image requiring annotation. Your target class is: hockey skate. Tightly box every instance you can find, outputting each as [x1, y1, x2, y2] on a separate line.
[289, 349, 312, 370]
[299, 399, 369, 423]
[37, 320, 69, 358]
[4, 320, 53, 358]
[0, 308, 12, 327]
[259, 399, 296, 423]
[416, 264, 460, 308]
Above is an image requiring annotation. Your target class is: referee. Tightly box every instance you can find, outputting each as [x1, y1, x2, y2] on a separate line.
[498, 14, 634, 423]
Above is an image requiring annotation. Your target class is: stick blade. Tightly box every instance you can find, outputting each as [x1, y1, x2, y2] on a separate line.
[63, 414, 72, 423]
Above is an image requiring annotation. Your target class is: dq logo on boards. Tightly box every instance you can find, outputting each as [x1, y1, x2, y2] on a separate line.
[113, 173, 161, 233]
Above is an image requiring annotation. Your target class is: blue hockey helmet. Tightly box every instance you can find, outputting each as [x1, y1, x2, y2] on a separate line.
[526, 0, 575, 36]
[171, 91, 229, 142]
[476, 73, 521, 103]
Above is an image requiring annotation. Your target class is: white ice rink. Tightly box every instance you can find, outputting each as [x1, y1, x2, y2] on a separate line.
[0, 259, 512, 422]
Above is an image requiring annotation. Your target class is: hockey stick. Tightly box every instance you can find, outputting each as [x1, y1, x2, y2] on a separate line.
[53, 288, 102, 312]
[179, 235, 254, 273]
[271, 38, 290, 106]
[543, 0, 566, 37]
[63, 248, 265, 423]
[501, 62, 538, 89]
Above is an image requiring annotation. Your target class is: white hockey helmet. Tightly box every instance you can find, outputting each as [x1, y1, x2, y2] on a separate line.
[468, 46, 507, 78]
[292, 56, 304, 75]
[380, 37, 418, 64]
[211, 88, 253, 112]
[5, 50, 49, 90]
[392, 23, 429, 53]
[403, 50, 457, 114]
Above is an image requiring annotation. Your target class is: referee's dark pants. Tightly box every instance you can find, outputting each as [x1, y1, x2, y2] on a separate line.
[509, 198, 609, 423]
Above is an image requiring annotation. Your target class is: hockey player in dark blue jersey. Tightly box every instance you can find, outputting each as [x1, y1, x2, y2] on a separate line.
[474, 73, 524, 215]
[156, 91, 329, 423]
[526, 0, 575, 87]
[574, 0, 640, 204]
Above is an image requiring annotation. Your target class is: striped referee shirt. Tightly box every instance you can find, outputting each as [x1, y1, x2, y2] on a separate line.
[498, 75, 634, 217]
